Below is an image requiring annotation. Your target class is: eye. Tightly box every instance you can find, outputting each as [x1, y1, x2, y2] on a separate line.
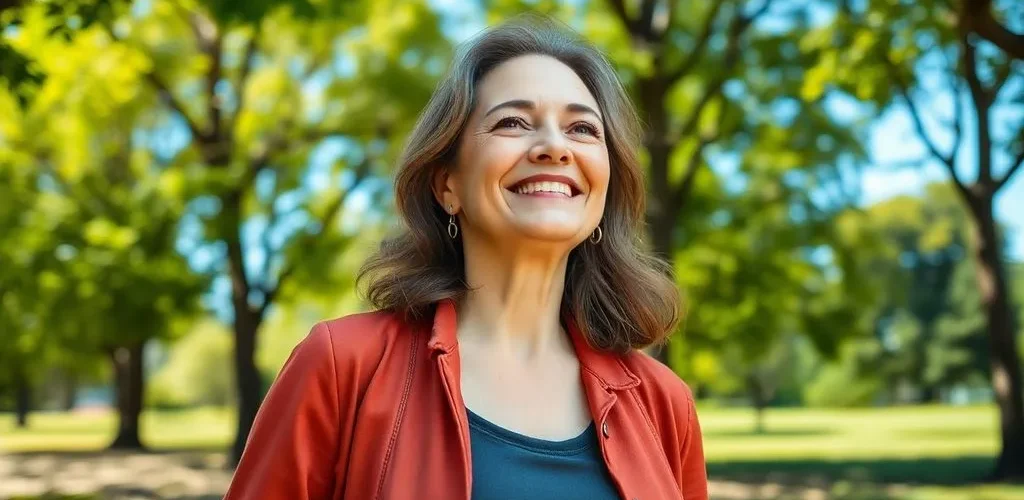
[569, 121, 601, 138]
[493, 116, 528, 130]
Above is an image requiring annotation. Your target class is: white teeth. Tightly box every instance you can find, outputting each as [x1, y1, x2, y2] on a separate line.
[513, 181, 573, 196]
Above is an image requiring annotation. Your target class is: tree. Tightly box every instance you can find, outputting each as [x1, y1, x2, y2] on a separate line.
[819, 0, 1024, 478]
[860, 184, 989, 403]
[2, 3, 207, 447]
[0, 129, 51, 427]
[106, 0, 451, 462]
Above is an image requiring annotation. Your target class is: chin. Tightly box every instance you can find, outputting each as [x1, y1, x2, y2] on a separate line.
[511, 223, 587, 244]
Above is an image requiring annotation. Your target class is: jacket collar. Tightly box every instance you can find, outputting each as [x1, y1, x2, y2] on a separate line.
[426, 298, 459, 354]
[427, 298, 640, 391]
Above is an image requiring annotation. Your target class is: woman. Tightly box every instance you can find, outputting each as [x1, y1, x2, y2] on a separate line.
[225, 16, 707, 500]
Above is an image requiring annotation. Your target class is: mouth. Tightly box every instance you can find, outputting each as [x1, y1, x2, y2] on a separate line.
[505, 174, 583, 199]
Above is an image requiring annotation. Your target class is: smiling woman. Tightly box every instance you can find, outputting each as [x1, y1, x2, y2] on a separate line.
[225, 15, 707, 500]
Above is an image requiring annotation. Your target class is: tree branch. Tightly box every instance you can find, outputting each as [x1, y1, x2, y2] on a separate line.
[186, 10, 224, 141]
[997, 146, 1024, 191]
[962, 0, 1024, 60]
[607, 0, 633, 33]
[673, 76, 727, 143]
[229, 24, 261, 135]
[99, 17, 209, 142]
[745, 0, 777, 26]
[672, 96, 730, 207]
[258, 206, 280, 292]
[673, 141, 707, 210]
[671, 6, 750, 143]
[962, 34, 993, 183]
[882, 53, 964, 192]
[145, 72, 209, 142]
[257, 155, 372, 317]
[259, 261, 293, 318]
[665, 0, 727, 84]
[638, 0, 657, 38]
[946, 51, 964, 174]
[988, 58, 1014, 102]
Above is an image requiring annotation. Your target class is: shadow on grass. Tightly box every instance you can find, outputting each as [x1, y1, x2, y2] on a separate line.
[708, 455, 996, 486]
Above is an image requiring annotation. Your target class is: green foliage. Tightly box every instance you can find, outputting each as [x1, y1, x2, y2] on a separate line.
[0, 1, 208, 412]
[803, 340, 884, 408]
[857, 184, 991, 401]
[148, 321, 236, 409]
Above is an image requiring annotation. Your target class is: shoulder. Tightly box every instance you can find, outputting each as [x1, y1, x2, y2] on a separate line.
[622, 349, 708, 498]
[286, 308, 414, 383]
[623, 349, 695, 403]
[311, 309, 412, 365]
[621, 349, 696, 435]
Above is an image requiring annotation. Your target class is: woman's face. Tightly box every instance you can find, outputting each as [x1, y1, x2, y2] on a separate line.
[440, 54, 609, 248]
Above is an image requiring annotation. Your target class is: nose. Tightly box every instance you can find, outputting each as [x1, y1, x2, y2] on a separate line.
[528, 127, 573, 165]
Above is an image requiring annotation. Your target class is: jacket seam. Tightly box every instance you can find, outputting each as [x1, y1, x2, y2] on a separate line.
[374, 326, 419, 500]
[321, 322, 344, 489]
[629, 387, 661, 444]
[631, 386, 684, 497]
[679, 386, 694, 457]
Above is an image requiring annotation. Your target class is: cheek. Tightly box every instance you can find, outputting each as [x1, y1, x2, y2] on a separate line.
[456, 137, 522, 204]
[579, 147, 611, 194]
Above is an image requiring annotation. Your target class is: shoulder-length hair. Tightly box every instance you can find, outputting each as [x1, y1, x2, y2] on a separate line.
[357, 16, 680, 353]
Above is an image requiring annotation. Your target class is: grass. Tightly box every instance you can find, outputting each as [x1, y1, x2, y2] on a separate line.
[1, 404, 1022, 499]
[701, 405, 999, 461]
[0, 407, 234, 452]
[699, 405, 1021, 499]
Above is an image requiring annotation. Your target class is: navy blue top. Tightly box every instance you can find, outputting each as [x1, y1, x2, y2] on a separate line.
[466, 408, 621, 500]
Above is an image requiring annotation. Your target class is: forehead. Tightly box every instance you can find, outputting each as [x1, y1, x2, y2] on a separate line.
[474, 54, 600, 114]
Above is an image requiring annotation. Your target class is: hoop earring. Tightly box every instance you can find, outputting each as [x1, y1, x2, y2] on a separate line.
[589, 225, 602, 244]
[447, 204, 459, 239]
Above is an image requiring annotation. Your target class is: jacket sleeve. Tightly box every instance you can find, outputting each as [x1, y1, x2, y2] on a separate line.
[677, 388, 708, 500]
[225, 322, 342, 500]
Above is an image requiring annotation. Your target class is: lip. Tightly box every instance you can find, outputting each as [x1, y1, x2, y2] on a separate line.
[506, 174, 583, 196]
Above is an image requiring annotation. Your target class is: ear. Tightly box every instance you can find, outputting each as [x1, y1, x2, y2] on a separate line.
[431, 166, 460, 214]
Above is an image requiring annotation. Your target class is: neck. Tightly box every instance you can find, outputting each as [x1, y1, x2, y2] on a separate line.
[456, 232, 573, 359]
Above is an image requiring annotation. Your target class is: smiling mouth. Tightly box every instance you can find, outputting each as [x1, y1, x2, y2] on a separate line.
[505, 179, 583, 198]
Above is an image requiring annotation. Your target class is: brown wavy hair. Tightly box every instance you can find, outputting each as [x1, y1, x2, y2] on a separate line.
[357, 16, 680, 353]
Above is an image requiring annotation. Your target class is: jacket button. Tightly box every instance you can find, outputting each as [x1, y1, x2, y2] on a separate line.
[602, 421, 609, 438]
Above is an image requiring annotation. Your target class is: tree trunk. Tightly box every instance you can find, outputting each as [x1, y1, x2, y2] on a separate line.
[640, 77, 679, 366]
[969, 196, 1024, 480]
[747, 373, 767, 434]
[13, 364, 30, 428]
[62, 370, 77, 412]
[919, 385, 939, 404]
[231, 308, 263, 466]
[648, 204, 678, 367]
[109, 344, 145, 450]
[221, 191, 268, 466]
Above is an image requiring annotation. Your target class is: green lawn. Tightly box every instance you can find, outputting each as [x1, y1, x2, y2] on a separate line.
[698, 405, 1018, 499]
[0, 407, 235, 452]
[1, 405, 1021, 499]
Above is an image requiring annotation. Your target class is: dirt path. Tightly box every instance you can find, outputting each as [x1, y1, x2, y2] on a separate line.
[1, 451, 231, 499]
[1, 450, 903, 500]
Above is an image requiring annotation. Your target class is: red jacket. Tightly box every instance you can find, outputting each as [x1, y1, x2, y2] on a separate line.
[225, 299, 707, 500]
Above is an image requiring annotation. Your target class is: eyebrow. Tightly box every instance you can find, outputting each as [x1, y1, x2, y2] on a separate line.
[483, 99, 602, 120]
